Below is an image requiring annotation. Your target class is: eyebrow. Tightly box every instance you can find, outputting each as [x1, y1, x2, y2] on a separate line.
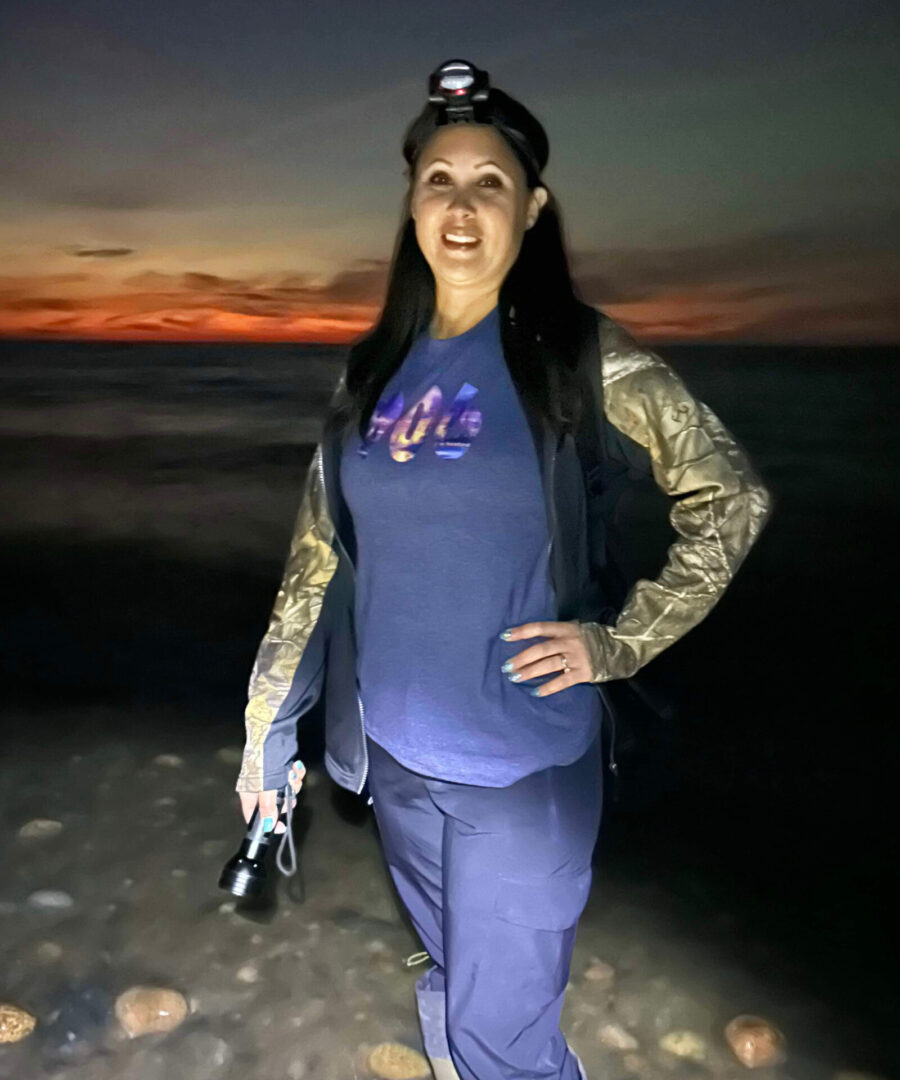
[423, 157, 510, 176]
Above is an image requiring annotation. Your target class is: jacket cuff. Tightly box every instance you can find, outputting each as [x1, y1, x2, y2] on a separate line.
[234, 767, 290, 795]
[577, 620, 641, 683]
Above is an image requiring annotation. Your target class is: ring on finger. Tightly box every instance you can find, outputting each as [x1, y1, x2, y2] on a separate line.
[559, 652, 571, 674]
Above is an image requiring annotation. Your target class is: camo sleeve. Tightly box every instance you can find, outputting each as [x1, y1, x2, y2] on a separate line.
[577, 317, 775, 682]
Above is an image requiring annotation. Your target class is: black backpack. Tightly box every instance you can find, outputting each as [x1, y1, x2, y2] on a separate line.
[570, 306, 682, 799]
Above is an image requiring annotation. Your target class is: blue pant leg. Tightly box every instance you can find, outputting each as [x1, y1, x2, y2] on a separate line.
[435, 735, 603, 1080]
[365, 736, 455, 1063]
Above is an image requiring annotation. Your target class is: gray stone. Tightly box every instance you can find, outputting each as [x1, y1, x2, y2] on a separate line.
[153, 753, 185, 767]
[177, 1030, 235, 1080]
[27, 889, 75, 910]
[18, 818, 64, 840]
[659, 1029, 707, 1062]
[39, 981, 112, 1064]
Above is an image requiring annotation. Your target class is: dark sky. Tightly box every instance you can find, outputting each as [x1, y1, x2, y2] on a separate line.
[1, 0, 897, 342]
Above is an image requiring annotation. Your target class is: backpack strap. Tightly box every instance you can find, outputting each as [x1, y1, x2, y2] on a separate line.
[572, 306, 630, 615]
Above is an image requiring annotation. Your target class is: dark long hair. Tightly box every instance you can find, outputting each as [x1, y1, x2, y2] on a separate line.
[336, 86, 595, 445]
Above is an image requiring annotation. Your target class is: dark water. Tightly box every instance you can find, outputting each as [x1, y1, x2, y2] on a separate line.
[0, 337, 897, 1070]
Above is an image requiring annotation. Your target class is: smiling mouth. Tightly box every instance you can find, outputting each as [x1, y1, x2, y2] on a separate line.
[441, 233, 481, 251]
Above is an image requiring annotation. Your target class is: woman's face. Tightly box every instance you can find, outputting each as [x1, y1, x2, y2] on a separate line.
[410, 124, 547, 301]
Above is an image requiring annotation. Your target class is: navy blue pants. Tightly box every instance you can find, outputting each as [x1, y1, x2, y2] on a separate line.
[366, 732, 603, 1080]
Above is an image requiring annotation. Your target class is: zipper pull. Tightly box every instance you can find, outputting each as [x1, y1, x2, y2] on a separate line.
[607, 710, 620, 803]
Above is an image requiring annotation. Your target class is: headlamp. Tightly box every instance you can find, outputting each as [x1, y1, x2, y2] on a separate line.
[426, 58, 543, 180]
[428, 58, 490, 124]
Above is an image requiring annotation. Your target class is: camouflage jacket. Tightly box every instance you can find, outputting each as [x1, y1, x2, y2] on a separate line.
[235, 308, 774, 797]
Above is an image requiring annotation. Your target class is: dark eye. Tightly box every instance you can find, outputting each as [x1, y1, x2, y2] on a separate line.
[426, 172, 502, 187]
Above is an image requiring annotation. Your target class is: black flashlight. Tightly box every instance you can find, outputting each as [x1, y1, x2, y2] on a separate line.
[219, 782, 297, 898]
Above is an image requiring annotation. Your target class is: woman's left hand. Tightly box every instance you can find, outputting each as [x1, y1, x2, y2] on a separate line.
[500, 621, 594, 696]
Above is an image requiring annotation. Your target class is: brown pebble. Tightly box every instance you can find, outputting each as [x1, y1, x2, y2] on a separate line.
[598, 1021, 639, 1050]
[115, 986, 188, 1038]
[582, 958, 616, 988]
[0, 1003, 37, 1043]
[724, 1014, 787, 1067]
[35, 941, 63, 962]
[367, 1041, 431, 1079]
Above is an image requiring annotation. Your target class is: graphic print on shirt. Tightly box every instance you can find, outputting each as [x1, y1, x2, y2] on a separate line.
[357, 382, 483, 462]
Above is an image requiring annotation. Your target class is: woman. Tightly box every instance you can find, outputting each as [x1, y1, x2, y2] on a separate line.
[236, 59, 773, 1080]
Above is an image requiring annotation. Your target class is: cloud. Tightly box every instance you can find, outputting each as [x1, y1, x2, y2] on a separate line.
[181, 272, 236, 291]
[305, 261, 388, 306]
[67, 247, 135, 259]
[1, 297, 87, 312]
[1, 213, 897, 342]
[571, 210, 900, 327]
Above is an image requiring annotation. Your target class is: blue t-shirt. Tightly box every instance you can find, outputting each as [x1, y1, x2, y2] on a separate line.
[339, 303, 602, 786]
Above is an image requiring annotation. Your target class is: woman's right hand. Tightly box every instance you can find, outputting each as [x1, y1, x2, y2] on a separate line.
[238, 760, 307, 834]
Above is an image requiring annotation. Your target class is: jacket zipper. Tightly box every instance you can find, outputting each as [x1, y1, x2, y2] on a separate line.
[317, 448, 370, 801]
[547, 436, 558, 563]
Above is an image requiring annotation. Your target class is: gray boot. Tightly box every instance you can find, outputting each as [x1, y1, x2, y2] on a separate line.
[413, 963, 462, 1080]
[572, 1049, 589, 1080]
[426, 1053, 462, 1080]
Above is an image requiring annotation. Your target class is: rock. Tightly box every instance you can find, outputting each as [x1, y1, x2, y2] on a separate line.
[367, 1041, 431, 1079]
[154, 796, 177, 807]
[40, 982, 112, 1063]
[35, 941, 64, 962]
[176, 1030, 234, 1080]
[153, 753, 184, 767]
[622, 1053, 645, 1073]
[216, 746, 244, 766]
[115, 986, 188, 1038]
[128, 1031, 233, 1080]
[659, 1029, 707, 1063]
[582, 958, 616, 989]
[724, 1014, 787, 1068]
[27, 889, 75, 910]
[651, 991, 712, 1037]
[18, 818, 63, 839]
[288, 1060, 308, 1080]
[0, 1002, 37, 1043]
[610, 989, 643, 1031]
[235, 965, 259, 984]
[598, 1022, 639, 1050]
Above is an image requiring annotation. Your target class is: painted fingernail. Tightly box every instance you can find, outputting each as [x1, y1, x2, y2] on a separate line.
[501, 661, 514, 672]
[262, 816, 274, 832]
[500, 630, 512, 640]
[529, 687, 542, 696]
[509, 673, 523, 682]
